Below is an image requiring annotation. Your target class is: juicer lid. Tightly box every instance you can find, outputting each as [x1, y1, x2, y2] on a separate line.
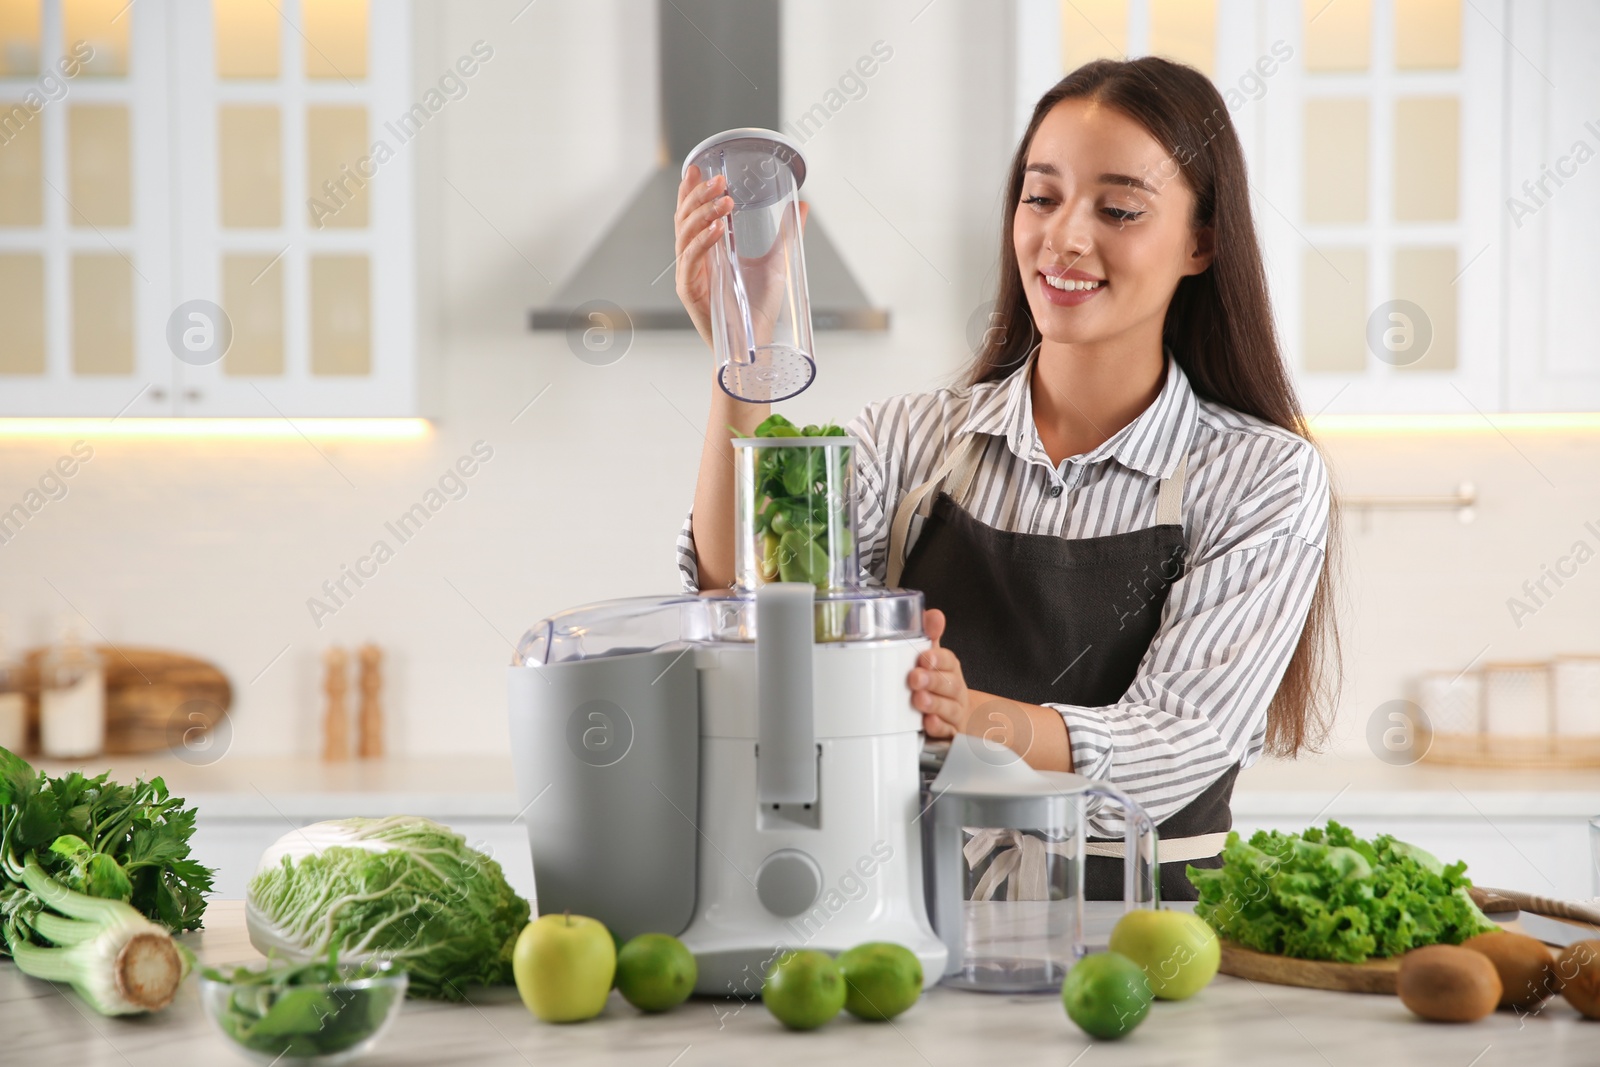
[681, 127, 807, 209]
[512, 587, 926, 665]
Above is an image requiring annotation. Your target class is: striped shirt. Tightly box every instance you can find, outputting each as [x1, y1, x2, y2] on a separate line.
[675, 346, 1330, 835]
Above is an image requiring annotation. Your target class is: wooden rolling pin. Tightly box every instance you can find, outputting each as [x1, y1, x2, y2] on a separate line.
[1471, 885, 1600, 927]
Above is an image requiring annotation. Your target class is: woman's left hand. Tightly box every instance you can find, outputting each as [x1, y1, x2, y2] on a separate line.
[907, 609, 1073, 771]
[907, 609, 973, 738]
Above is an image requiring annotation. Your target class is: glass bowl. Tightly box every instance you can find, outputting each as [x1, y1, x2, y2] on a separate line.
[199, 958, 407, 1065]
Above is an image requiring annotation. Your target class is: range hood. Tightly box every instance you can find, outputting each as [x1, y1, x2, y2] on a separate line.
[528, 0, 888, 333]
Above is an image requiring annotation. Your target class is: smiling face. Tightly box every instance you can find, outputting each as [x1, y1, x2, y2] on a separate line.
[1015, 97, 1213, 349]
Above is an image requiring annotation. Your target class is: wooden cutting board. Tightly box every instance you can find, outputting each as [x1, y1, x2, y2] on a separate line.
[1218, 940, 1401, 994]
[14, 646, 232, 755]
[1216, 887, 1587, 995]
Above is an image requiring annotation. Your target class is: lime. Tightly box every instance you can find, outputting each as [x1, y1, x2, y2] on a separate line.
[761, 950, 846, 1030]
[615, 933, 697, 1013]
[837, 942, 923, 1021]
[1061, 952, 1152, 1040]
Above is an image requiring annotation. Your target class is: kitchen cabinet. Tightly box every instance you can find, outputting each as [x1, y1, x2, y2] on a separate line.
[1235, 815, 1594, 903]
[0, 0, 421, 416]
[27, 755, 537, 904]
[1503, 0, 1600, 411]
[47, 754, 1594, 917]
[1232, 756, 1600, 901]
[1016, 0, 1600, 412]
[190, 813, 535, 904]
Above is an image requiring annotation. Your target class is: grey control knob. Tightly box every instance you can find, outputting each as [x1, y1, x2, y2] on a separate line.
[755, 848, 823, 918]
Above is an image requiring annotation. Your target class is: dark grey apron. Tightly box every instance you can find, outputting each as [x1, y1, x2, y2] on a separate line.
[895, 433, 1237, 901]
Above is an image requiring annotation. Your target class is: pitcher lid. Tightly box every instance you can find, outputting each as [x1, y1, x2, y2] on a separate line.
[929, 732, 1089, 798]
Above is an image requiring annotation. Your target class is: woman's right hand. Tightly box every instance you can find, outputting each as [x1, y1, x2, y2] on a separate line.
[675, 165, 733, 350]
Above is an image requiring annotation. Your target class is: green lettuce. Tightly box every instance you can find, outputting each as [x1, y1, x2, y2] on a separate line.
[245, 816, 530, 1000]
[1187, 820, 1498, 962]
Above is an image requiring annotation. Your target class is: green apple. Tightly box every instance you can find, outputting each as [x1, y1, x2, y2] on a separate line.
[1107, 908, 1220, 1000]
[512, 912, 617, 1022]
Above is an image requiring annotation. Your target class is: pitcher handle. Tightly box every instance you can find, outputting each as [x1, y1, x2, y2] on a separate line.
[1083, 781, 1159, 910]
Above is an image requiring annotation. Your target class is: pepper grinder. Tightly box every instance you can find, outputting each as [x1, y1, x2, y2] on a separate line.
[322, 645, 351, 762]
[357, 643, 384, 759]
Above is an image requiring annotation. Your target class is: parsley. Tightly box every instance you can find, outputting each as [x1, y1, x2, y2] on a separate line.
[0, 746, 214, 938]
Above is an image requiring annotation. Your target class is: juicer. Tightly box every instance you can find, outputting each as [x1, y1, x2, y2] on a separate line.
[506, 435, 947, 996]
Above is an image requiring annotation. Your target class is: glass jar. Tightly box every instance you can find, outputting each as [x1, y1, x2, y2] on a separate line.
[732, 435, 858, 593]
[39, 625, 104, 758]
[0, 619, 24, 754]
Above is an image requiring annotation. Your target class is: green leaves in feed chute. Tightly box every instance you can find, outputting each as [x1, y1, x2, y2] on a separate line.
[739, 413, 852, 591]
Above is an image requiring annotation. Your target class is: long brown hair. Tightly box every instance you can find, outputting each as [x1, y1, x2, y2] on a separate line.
[972, 56, 1340, 757]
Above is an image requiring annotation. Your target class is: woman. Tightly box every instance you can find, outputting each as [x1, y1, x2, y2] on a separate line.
[672, 57, 1339, 901]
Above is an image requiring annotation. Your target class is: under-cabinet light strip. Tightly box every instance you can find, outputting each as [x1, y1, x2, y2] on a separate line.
[0, 419, 433, 439]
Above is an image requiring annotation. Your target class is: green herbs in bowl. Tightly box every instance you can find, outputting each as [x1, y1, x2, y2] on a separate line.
[199, 954, 407, 1065]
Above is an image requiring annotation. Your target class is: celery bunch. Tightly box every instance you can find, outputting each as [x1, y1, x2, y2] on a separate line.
[0, 747, 212, 1014]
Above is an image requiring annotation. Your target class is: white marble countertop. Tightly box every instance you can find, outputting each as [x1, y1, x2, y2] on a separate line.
[4, 900, 1598, 1066]
[28, 752, 1600, 819]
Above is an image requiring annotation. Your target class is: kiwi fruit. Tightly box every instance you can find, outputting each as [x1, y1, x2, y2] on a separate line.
[1557, 939, 1600, 1019]
[1463, 931, 1562, 1010]
[1397, 944, 1502, 1022]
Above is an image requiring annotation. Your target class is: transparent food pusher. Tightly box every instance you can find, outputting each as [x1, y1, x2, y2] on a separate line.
[683, 127, 815, 404]
[507, 436, 947, 995]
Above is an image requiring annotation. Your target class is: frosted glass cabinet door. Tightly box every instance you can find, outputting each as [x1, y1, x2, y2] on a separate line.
[1505, 0, 1600, 411]
[0, 0, 176, 415]
[1025, 0, 1529, 411]
[165, 0, 416, 416]
[0, 0, 416, 416]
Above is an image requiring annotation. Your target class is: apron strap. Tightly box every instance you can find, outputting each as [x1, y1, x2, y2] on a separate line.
[1155, 454, 1188, 525]
[888, 436, 1189, 587]
[1085, 830, 1228, 864]
[886, 433, 987, 587]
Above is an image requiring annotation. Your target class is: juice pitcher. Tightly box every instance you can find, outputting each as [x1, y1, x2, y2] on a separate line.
[925, 732, 1158, 992]
[682, 128, 815, 403]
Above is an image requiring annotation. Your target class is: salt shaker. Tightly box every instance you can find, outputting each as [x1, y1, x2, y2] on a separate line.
[39, 624, 105, 759]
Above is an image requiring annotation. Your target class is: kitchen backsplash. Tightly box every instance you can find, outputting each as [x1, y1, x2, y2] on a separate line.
[2, 332, 1596, 762]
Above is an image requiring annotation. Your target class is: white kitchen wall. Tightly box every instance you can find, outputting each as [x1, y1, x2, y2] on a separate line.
[0, 0, 1595, 763]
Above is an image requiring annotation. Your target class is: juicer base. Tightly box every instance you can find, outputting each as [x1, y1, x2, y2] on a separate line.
[683, 925, 951, 999]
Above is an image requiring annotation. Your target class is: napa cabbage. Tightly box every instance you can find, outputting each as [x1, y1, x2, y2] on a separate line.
[245, 816, 530, 1000]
